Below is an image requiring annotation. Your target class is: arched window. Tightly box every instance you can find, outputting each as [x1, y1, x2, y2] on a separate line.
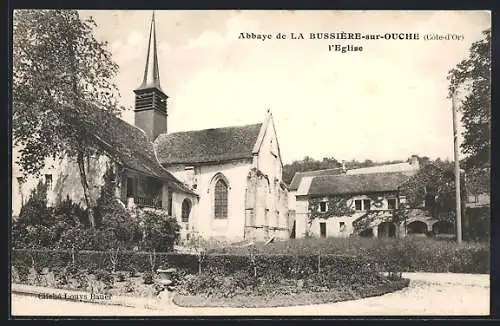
[214, 179, 228, 219]
[181, 198, 191, 222]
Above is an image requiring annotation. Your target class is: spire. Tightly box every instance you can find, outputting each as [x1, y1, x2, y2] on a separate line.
[139, 11, 161, 90]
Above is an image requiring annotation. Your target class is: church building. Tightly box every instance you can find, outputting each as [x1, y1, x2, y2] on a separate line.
[11, 13, 290, 243]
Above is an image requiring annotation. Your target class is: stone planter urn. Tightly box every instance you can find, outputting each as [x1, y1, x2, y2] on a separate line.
[156, 268, 176, 291]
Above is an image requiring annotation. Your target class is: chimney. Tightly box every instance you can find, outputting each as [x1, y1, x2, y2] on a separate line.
[410, 155, 419, 166]
[341, 160, 347, 173]
[184, 166, 196, 189]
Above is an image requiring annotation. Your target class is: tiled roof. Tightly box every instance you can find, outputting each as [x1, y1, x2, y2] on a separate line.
[66, 107, 195, 195]
[289, 168, 345, 191]
[307, 172, 411, 196]
[154, 123, 263, 165]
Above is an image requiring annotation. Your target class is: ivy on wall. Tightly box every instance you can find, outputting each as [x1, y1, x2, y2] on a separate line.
[308, 197, 356, 219]
[352, 206, 410, 234]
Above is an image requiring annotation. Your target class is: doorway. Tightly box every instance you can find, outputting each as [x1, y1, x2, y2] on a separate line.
[320, 222, 327, 238]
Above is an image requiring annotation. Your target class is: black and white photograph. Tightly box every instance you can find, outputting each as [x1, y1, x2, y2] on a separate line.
[10, 9, 491, 316]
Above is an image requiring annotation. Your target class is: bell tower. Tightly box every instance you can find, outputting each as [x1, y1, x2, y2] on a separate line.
[133, 12, 168, 140]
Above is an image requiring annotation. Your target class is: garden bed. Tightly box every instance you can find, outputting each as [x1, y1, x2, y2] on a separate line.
[173, 278, 410, 308]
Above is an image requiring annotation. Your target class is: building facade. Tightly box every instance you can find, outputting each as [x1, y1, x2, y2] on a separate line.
[11, 13, 289, 243]
[289, 156, 454, 239]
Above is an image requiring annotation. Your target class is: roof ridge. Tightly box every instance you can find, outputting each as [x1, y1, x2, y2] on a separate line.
[157, 122, 263, 137]
[315, 171, 408, 179]
[302, 167, 344, 173]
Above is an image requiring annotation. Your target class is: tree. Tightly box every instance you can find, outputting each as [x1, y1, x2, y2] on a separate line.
[447, 29, 491, 171]
[96, 166, 141, 249]
[400, 159, 466, 221]
[282, 156, 341, 184]
[13, 10, 122, 228]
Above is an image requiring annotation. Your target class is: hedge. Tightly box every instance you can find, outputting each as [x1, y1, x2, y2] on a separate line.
[207, 237, 490, 274]
[11, 249, 378, 280]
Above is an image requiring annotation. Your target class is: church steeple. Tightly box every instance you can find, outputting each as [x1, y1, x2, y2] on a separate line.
[133, 11, 169, 141]
[139, 11, 161, 90]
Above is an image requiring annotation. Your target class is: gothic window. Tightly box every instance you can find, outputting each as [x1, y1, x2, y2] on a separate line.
[181, 198, 191, 222]
[214, 179, 228, 219]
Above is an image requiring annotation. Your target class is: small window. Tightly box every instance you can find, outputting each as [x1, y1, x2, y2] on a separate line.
[320, 222, 327, 238]
[339, 221, 346, 232]
[363, 199, 371, 211]
[388, 198, 397, 210]
[354, 200, 362, 211]
[181, 198, 191, 222]
[45, 174, 53, 190]
[319, 201, 328, 212]
[468, 195, 477, 203]
[126, 177, 135, 197]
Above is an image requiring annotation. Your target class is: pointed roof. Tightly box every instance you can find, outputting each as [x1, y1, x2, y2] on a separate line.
[154, 123, 263, 165]
[62, 105, 196, 196]
[135, 11, 162, 92]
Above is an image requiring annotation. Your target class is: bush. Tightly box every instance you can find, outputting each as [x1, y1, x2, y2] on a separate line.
[128, 267, 137, 278]
[139, 209, 180, 252]
[116, 272, 126, 282]
[96, 168, 141, 249]
[207, 237, 489, 274]
[94, 268, 114, 289]
[125, 280, 135, 293]
[143, 271, 154, 285]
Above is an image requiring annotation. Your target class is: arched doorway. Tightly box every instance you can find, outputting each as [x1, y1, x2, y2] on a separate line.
[432, 221, 454, 235]
[181, 198, 192, 223]
[359, 228, 374, 237]
[378, 222, 396, 238]
[407, 220, 428, 235]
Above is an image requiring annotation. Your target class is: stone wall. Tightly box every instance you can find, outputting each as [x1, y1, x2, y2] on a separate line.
[244, 168, 289, 241]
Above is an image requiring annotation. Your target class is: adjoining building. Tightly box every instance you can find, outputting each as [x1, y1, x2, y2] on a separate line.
[289, 156, 453, 238]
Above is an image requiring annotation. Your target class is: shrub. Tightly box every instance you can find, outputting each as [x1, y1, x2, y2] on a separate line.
[128, 267, 137, 278]
[138, 209, 180, 252]
[207, 237, 489, 274]
[95, 269, 114, 289]
[125, 280, 135, 293]
[116, 272, 126, 282]
[53, 196, 89, 228]
[16, 181, 53, 227]
[143, 271, 154, 285]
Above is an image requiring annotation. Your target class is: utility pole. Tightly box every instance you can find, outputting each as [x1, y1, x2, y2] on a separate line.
[451, 87, 463, 244]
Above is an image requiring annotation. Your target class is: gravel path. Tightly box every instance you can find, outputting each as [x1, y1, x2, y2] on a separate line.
[11, 273, 490, 316]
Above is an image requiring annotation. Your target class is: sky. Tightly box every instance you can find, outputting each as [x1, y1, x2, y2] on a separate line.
[79, 10, 491, 165]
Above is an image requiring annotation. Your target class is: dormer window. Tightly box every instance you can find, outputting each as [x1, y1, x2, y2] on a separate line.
[388, 198, 397, 210]
[354, 199, 371, 211]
